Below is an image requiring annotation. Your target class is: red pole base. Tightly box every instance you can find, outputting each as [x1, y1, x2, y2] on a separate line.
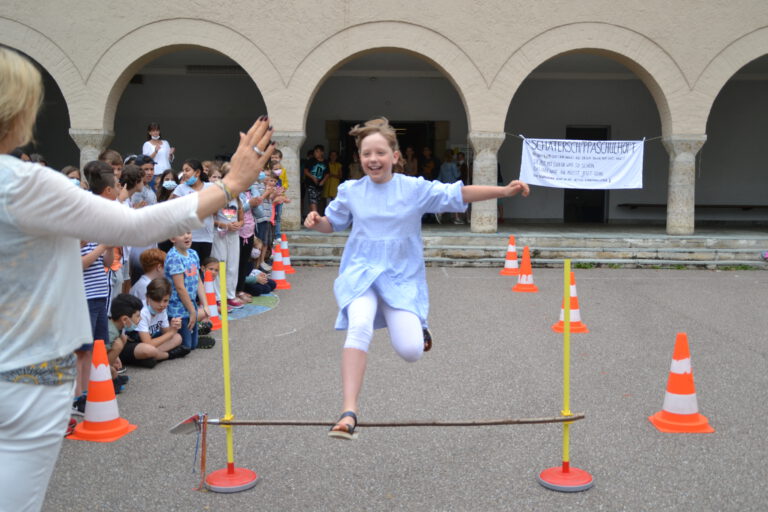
[538, 464, 594, 492]
[205, 465, 259, 493]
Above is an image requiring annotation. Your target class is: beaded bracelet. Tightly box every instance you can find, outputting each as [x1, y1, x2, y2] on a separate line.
[214, 180, 234, 203]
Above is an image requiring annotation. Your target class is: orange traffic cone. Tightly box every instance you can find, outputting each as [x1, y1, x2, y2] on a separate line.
[67, 339, 137, 442]
[552, 272, 589, 333]
[649, 333, 714, 433]
[281, 233, 295, 274]
[512, 246, 538, 292]
[271, 242, 291, 290]
[499, 235, 519, 276]
[204, 270, 222, 331]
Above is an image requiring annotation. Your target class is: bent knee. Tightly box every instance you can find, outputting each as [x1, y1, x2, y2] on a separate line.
[396, 344, 423, 363]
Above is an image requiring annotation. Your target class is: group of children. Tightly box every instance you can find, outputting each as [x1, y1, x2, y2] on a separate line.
[66, 145, 289, 432]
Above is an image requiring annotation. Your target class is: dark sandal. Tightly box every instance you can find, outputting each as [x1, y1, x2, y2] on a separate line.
[198, 336, 216, 349]
[328, 411, 358, 440]
[423, 328, 433, 352]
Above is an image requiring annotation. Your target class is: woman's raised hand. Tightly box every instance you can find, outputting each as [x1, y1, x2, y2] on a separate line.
[225, 116, 275, 194]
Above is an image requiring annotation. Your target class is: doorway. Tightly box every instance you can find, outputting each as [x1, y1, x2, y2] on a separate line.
[563, 125, 610, 223]
[339, 120, 435, 162]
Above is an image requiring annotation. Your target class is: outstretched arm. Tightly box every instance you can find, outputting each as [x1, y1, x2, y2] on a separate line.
[304, 211, 333, 233]
[461, 180, 530, 203]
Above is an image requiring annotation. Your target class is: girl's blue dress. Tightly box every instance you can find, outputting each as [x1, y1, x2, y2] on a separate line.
[325, 173, 467, 330]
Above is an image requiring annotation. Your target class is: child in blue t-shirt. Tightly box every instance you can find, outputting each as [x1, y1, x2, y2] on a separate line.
[165, 232, 209, 350]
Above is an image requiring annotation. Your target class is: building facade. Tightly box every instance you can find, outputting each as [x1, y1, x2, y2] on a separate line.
[2, 1, 767, 234]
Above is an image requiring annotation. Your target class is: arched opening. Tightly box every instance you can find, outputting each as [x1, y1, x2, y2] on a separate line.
[500, 52, 667, 225]
[111, 47, 267, 165]
[700, 54, 768, 225]
[12, 51, 79, 170]
[303, 50, 469, 219]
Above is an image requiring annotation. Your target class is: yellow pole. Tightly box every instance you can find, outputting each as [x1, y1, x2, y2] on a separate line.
[219, 261, 235, 469]
[562, 259, 572, 469]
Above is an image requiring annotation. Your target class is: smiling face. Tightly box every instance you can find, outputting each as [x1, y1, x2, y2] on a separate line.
[359, 133, 399, 184]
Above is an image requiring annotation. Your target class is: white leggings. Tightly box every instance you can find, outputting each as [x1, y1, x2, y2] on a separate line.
[344, 288, 424, 362]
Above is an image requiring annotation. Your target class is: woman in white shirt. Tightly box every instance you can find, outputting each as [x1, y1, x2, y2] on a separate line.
[0, 47, 276, 512]
[142, 122, 174, 187]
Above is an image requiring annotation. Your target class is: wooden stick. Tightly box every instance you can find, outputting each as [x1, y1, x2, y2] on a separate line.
[205, 413, 585, 428]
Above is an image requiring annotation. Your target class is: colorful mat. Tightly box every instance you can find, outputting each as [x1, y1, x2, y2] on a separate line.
[227, 293, 279, 320]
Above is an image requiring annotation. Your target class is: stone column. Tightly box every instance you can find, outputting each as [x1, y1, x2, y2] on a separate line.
[273, 130, 306, 231]
[69, 128, 114, 170]
[468, 131, 505, 233]
[662, 135, 706, 235]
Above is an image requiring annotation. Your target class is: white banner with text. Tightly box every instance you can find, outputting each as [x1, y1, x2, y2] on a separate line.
[520, 138, 643, 189]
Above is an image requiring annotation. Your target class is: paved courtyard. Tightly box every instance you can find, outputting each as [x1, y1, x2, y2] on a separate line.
[46, 266, 768, 511]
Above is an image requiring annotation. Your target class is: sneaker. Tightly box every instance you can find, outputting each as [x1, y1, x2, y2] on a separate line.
[71, 395, 86, 416]
[65, 418, 77, 436]
[423, 328, 433, 352]
[227, 298, 244, 309]
[167, 345, 191, 360]
[116, 366, 127, 375]
[113, 379, 125, 395]
[115, 374, 130, 386]
[259, 262, 272, 272]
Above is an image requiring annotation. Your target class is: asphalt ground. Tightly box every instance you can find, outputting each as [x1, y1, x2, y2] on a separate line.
[45, 266, 768, 511]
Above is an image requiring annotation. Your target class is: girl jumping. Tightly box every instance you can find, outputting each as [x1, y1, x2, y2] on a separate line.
[304, 118, 530, 439]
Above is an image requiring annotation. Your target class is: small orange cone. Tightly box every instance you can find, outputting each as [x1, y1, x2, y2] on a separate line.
[649, 333, 714, 433]
[552, 272, 588, 333]
[512, 246, 538, 292]
[499, 235, 519, 276]
[204, 270, 222, 331]
[281, 233, 295, 274]
[271, 242, 291, 290]
[67, 339, 137, 442]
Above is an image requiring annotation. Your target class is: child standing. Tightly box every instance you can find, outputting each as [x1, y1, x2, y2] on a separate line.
[323, 150, 342, 202]
[305, 118, 530, 439]
[270, 149, 289, 240]
[165, 232, 209, 350]
[303, 144, 328, 213]
[211, 163, 244, 309]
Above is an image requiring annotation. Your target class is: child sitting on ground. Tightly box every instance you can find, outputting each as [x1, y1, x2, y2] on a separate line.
[133, 278, 188, 361]
[165, 232, 209, 350]
[129, 248, 166, 303]
[244, 243, 277, 297]
[107, 294, 139, 394]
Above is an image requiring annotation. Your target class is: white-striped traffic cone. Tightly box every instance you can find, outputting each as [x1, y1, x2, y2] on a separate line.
[204, 270, 222, 331]
[499, 235, 519, 276]
[281, 233, 295, 274]
[271, 242, 291, 290]
[649, 333, 714, 433]
[67, 339, 137, 442]
[512, 246, 538, 292]
[552, 272, 588, 333]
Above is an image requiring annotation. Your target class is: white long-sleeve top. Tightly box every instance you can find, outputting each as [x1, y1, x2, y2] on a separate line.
[0, 156, 203, 371]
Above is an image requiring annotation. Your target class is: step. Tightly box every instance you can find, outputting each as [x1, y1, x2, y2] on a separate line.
[282, 230, 768, 269]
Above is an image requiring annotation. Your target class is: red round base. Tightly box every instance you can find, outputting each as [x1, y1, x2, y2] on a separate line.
[538, 465, 594, 492]
[205, 466, 259, 493]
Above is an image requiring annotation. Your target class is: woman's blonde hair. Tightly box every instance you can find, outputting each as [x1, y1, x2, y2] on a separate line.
[0, 47, 43, 149]
[349, 117, 403, 173]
